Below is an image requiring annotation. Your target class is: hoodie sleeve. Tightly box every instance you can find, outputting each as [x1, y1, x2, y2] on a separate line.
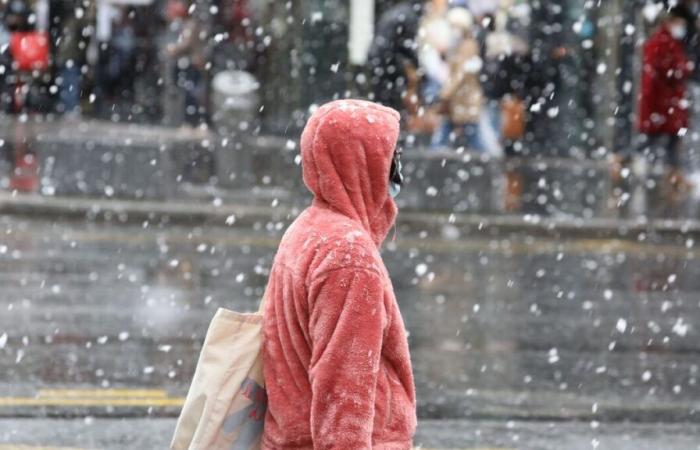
[307, 266, 388, 450]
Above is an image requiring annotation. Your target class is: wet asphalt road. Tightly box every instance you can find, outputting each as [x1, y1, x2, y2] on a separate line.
[2, 418, 700, 449]
[0, 213, 699, 448]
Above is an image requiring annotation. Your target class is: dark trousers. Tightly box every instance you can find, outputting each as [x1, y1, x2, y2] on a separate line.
[58, 65, 81, 113]
[638, 133, 682, 168]
[177, 66, 206, 126]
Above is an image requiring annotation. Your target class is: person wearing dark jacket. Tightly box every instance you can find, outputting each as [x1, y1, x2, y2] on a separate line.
[638, 7, 694, 199]
[167, 1, 210, 126]
[56, 13, 87, 114]
[367, 2, 422, 115]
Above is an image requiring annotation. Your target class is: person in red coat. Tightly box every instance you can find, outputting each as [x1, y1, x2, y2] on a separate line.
[261, 99, 416, 449]
[638, 7, 694, 197]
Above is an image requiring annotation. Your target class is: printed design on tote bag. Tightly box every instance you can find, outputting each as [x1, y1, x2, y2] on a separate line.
[222, 377, 267, 449]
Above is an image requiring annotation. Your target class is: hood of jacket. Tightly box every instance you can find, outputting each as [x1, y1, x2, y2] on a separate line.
[300, 99, 401, 246]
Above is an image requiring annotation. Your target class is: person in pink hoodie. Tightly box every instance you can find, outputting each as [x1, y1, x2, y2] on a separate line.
[261, 99, 417, 449]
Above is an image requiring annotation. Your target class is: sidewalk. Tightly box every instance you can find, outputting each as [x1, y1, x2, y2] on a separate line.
[0, 117, 214, 145]
[1, 117, 699, 230]
[2, 191, 700, 239]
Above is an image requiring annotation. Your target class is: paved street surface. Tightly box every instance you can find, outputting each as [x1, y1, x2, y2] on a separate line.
[1, 418, 700, 449]
[0, 213, 699, 447]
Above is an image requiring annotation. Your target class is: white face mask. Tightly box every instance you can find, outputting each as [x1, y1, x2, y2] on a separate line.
[670, 23, 687, 40]
[389, 181, 401, 198]
[389, 151, 403, 198]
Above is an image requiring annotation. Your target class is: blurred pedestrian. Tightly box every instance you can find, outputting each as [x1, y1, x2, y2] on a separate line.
[479, 12, 526, 150]
[477, 12, 501, 143]
[367, 1, 423, 116]
[167, 1, 210, 127]
[110, 10, 136, 100]
[478, 10, 530, 209]
[433, 7, 485, 151]
[56, 11, 87, 115]
[0, 8, 12, 113]
[93, 6, 136, 117]
[162, 0, 187, 125]
[638, 6, 694, 201]
[416, 0, 450, 106]
[92, 0, 117, 115]
[261, 99, 416, 448]
[4, 0, 29, 33]
[6, 0, 50, 113]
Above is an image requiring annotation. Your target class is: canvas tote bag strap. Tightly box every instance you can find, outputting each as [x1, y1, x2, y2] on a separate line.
[257, 288, 268, 314]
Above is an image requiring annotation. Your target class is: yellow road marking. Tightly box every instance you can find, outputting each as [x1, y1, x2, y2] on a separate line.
[0, 397, 184, 407]
[0, 388, 184, 407]
[37, 389, 168, 398]
[0, 446, 87, 450]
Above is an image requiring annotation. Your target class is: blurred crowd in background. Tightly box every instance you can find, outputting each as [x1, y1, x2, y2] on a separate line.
[1, 0, 700, 213]
[0, 0, 259, 125]
[368, 0, 700, 210]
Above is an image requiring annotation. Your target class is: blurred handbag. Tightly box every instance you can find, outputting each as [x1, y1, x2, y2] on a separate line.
[10, 31, 50, 72]
[171, 296, 267, 450]
[501, 95, 526, 140]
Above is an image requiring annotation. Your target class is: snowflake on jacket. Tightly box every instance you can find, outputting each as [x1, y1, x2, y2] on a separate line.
[261, 100, 417, 450]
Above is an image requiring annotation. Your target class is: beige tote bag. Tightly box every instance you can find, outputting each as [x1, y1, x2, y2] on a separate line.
[171, 297, 267, 450]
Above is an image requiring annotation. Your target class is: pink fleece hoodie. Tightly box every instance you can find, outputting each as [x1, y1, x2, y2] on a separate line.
[261, 99, 417, 449]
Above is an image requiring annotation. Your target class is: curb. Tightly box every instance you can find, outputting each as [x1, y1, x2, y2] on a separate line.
[1, 193, 700, 238]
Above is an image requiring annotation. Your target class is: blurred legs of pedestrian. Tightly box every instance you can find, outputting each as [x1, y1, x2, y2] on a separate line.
[608, 151, 631, 216]
[58, 63, 81, 115]
[643, 133, 691, 205]
[504, 166, 523, 212]
[421, 76, 443, 106]
[477, 109, 503, 158]
[178, 66, 207, 127]
[624, 133, 693, 216]
[503, 142, 523, 212]
[0, 80, 12, 114]
[489, 101, 502, 131]
[501, 96, 527, 212]
[483, 99, 502, 147]
[433, 121, 485, 151]
[0, 53, 12, 114]
[94, 43, 124, 119]
[459, 123, 486, 152]
[431, 119, 451, 148]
